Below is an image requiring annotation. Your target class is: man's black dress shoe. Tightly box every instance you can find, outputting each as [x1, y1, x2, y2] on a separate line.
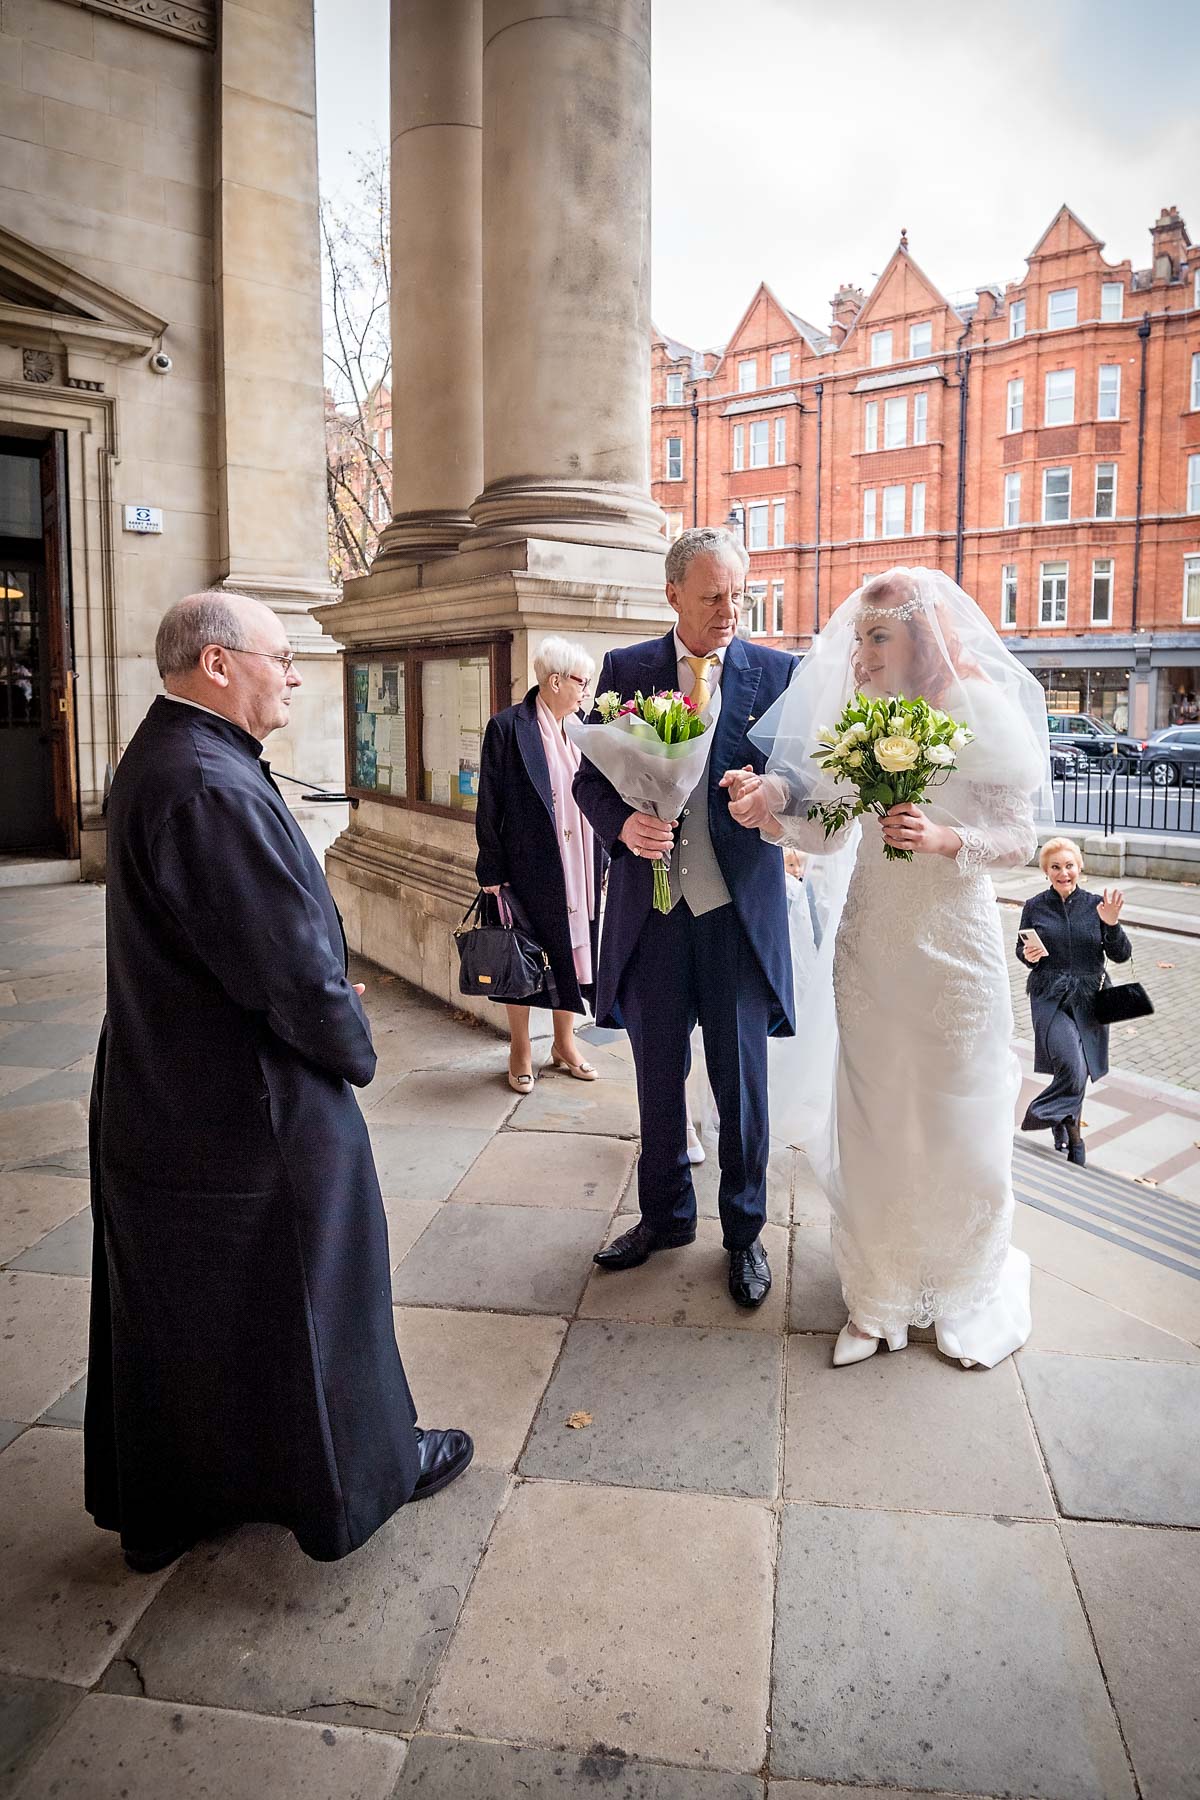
[124, 1538, 198, 1575]
[728, 1238, 771, 1309]
[593, 1219, 696, 1271]
[408, 1426, 474, 1502]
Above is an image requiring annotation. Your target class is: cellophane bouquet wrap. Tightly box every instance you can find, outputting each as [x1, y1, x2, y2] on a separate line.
[808, 693, 973, 862]
[568, 689, 717, 911]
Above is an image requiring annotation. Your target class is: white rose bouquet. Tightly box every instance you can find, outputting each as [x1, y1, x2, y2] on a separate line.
[808, 693, 973, 862]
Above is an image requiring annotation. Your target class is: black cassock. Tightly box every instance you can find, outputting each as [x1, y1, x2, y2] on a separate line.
[85, 696, 421, 1561]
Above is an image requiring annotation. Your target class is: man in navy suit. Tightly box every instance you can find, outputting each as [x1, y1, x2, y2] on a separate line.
[573, 528, 799, 1307]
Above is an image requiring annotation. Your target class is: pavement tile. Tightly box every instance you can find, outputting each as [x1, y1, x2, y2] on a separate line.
[771, 1505, 1134, 1798]
[0, 1422, 26, 1453]
[1013, 1201, 1200, 1347]
[787, 1224, 843, 1333]
[790, 1154, 830, 1229]
[366, 1124, 490, 1204]
[0, 1672, 84, 1794]
[1063, 1521, 1200, 1800]
[106, 1465, 509, 1731]
[1025, 1268, 1200, 1361]
[39, 1375, 87, 1429]
[425, 1480, 774, 1772]
[0, 1100, 88, 1173]
[0, 1024, 98, 1070]
[9, 1208, 92, 1277]
[364, 1067, 518, 1133]
[0, 1273, 89, 1423]
[0, 1429, 171, 1686]
[1019, 1351, 1200, 1525]
[1088, 1112, 1200, 1177]
[449, 1130, 636, 1212]
[20, 1146, 90, 1180]
[381, 1196, 442, 1272]
[0, 1172, 90, 1265]
[784, 1338, 1053, 1517]
[0, 1068, 51, 1102]
[580, 1219, 789, 1334]
[393, 1307, 566, 1468]
[507, 1065, 641, 1139]
[396, 1736, 764, 1798]
[769, 1789, 956, 1800]
[520, 1319, 783, 1499]
[0, 1068, 92, 1113]
[11, 1694, 408, 1800]
[617, 1146, 793, 1228]
[390, 1202, 606, 1315]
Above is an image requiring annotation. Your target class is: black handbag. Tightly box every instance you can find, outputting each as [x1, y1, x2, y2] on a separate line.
[454, 889, 559, 1006]
[1093, 979, 1154, 1025]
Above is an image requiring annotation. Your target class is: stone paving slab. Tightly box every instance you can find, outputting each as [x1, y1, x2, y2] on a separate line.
[390, 1201, 606, 1315]
[0, 1273, 89, 1423]
[784, 1338, 1053, 1517]
[365, 1068, 518, 1133]
[10, 1694, 408, 1800]
[425, 1479, 775, 1773]
[0, 1422, 25, 1453]
[0, 1100, 88, 1174]
[581, 1219, 789, 1334]
[8, 1208, 91, 1277]
[0, 1429, 171, 1686]
[0, 1068, 52, 1102]
[0, 1068, 93, 1113]
[365, 1124, 491, 1205]
[1012, 1202, 1200, 1347]
[393, 1307, 566, 1468]
[39, 1375, 86, 1429]
[0, 1672, 83, 1794]
[0, 1024, 98, 1070]
[1025, 1268, 1200, 1361]
[787, 1225, 843, 1333]
[1019, 1350, 1200, 1525]
[105, 1465, 509, 1732]
[771, 1505, 1134, 1798]
[619, 1145, 794, 1229]
[769, 1788, 968, 1800]
[396, 1735, 765, 1798]
[0, 1172, 89, 1265]
[507, 1066, 641, 1139]
[1063, 1521, 1200, 1800]
[449, 1129, 636, 1212]
[790, 1154, 830, 1229]
[520, 1319, 783, 1499]
[382, 1196, 442, 1273]
[20, 1146, 90, 1181]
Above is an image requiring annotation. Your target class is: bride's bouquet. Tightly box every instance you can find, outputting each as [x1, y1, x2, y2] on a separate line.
[808, 693, 973, 861]
[568, 689, 715, 911]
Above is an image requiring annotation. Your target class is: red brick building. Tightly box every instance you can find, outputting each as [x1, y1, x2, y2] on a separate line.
[652, 205, 1200, 732]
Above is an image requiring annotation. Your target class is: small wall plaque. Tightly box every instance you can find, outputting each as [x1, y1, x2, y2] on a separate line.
[123, 505, 163, 534]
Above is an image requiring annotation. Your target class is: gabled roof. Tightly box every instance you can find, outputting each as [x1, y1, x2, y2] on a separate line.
[1025, 204, 1104, 263]
[838, 237, 954, 351]
[0, 223, 167, 357]
[710, 280, 831, 380]
[652, 322, 696, 362]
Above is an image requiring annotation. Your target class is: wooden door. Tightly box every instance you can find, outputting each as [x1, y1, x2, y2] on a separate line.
[40, 433, 78, 858]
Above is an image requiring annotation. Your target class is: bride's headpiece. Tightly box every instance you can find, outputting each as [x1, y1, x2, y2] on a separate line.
[856, 594, 934, 624]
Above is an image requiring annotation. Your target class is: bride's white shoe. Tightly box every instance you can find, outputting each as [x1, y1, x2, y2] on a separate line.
[832, 1322, 909, 1366]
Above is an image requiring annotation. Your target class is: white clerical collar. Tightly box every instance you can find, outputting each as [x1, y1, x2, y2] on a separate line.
[162, 692, 234, 724]
[673, 630, 726, 668]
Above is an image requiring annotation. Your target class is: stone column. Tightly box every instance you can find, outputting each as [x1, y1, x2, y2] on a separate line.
[374, 0, 484, 567]
[468, 0, 664, 551]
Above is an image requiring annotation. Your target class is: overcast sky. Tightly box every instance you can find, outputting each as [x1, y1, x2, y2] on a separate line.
[315, 0, 1199, 351]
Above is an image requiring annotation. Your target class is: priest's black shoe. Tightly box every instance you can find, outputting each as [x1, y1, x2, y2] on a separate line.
[124, 1538, 199, 1575]
[729, 1238, 771, 1309]
[593, 1219, 696, 1271]
[408, 1426, 474, 1502]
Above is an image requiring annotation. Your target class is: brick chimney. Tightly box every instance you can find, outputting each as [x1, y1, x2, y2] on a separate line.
[829, 283, 864, 345]
[1150, 206, 1191, 282]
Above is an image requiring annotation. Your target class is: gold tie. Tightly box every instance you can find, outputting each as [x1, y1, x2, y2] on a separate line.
[684, 654, 719, 712]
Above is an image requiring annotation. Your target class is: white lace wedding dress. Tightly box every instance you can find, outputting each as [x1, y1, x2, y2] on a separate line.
[772, 679, 1036, 1366]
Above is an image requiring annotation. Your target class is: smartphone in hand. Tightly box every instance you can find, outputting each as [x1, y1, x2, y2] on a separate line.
[1019, 928, 1049, 958]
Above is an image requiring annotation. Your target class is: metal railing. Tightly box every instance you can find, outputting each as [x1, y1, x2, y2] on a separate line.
[1053, 758, 1200, 837]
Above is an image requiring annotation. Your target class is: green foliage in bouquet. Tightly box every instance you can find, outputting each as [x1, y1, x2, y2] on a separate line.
[595, 688, 708, 743]
[808, 693, 974, 862]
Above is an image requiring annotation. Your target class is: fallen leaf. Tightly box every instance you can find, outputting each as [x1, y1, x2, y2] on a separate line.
[1156, 961, 1175, 970]
[565, 1411, 593, 1430]
[1124, 1026, 1139, 1036]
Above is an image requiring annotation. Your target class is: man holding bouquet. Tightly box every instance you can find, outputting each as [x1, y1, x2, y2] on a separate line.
[573, 528, 799, 1306]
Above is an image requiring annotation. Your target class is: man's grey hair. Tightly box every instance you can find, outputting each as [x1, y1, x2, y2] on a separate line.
[532, 634, 595, 686]
[665, 526, 749, 587]
[155, 590, 257, 677]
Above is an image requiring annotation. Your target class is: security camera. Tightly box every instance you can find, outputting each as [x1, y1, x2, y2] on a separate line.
[149, 351, 172, 374]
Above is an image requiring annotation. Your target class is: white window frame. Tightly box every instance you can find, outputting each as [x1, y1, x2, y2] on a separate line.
[746, 502, 769, 552]
[1006, 378, 1024, 433]
[732, 424, 745, 472]
[738, 357, 757, 393]
[771, 579, 785, 635]
[870, 329, 893, 367]
[910, 482, 926, 535]
[1186, 555, 1200, 623]
[666, 510, 684, 541]
[665, 371, 684, 406]
[1097, 364, 1121, 420]
[773, 416, 786, 465]
[746, 580, 767, 636]
[1100, 283, 1124, 322]
[863, 489, 877, 540]
[912, 392, 928, 445]
[883, 396, 907, 449]
[1009, 298, 1026, 339]
[1047, 288, 1078, 330]
[772, 498, 786, 547]
[908, 320, 932, 359]
[1004, 471, 1021, 527]
[383, 427, 392, 458]
[665, 435, 683, 481]
[1042, 465, 1072, 523]
[1187, 454, 1200, 515]
[1195, 269, 1200, 310]
[1192, 352, 1200, 411]
[863, 400, 878, 453]
[770, 351, 790, 386]
[1095, 462, 1117, 519]
[881, 484, 905, 538]
[1091, 557, 1114, 625]
[1039, 561, 1069, 626]
[749, 418, 769, 469]
[1001, 564, 1018, 629]
[1044, 368, 1075, 426]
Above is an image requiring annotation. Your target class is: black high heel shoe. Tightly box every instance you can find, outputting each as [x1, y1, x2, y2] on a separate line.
[1052, 1122, 1069, 1154]
[1065, 1118, 1086, 1166]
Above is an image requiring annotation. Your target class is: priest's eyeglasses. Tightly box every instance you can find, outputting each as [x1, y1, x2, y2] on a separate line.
[222, 646, 297, 673]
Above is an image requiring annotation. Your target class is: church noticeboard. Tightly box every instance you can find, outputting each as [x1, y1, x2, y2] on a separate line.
[343, 637, 510, 819]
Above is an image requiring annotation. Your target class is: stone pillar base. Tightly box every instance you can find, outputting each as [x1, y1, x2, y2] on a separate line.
[468, 477, 666, 555]
[372, 509, 477, 570]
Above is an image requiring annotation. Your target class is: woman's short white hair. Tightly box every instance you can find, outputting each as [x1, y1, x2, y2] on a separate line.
[533, 635, 595, 686]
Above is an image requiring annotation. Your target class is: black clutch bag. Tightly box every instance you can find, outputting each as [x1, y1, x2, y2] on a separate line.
[454, 889, 559, 1006]
[1093, 978, 1154, 1025]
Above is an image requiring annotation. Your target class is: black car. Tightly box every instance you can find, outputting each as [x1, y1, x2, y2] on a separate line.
[1045, 712, 1142, 773]
[1138, 724, 1200, 786]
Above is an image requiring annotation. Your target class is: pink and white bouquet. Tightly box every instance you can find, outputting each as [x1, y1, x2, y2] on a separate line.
[568, 688, 716, 911]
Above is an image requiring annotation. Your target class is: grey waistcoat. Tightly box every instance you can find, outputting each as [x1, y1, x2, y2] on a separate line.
[667, 731, 733, 916]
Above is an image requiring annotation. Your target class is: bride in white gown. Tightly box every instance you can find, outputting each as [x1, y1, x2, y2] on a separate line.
[723, 567, 1052, 1370]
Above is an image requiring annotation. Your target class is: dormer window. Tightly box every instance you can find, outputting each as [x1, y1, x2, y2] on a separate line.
[870, 330, 893, 367]
[665, 371, 684, 405]
[908, 321, 932, 359]
[737, 358, 757, 392]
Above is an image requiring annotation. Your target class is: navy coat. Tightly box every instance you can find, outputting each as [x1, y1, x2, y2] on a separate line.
[474, 688, 606, 1014]
[1016, 884, 1133, 1082]
[85, 696, 421, 1562]
[573, 631, 800, 1034]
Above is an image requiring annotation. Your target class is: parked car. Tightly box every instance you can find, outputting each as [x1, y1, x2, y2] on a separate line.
[1050, 746, 1085, 780]
[1137, 724, 1200, 786]
[1045, 712, 1142, 773]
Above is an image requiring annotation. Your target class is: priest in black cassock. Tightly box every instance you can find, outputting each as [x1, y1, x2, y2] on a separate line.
[86, 590, 472, 1571]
